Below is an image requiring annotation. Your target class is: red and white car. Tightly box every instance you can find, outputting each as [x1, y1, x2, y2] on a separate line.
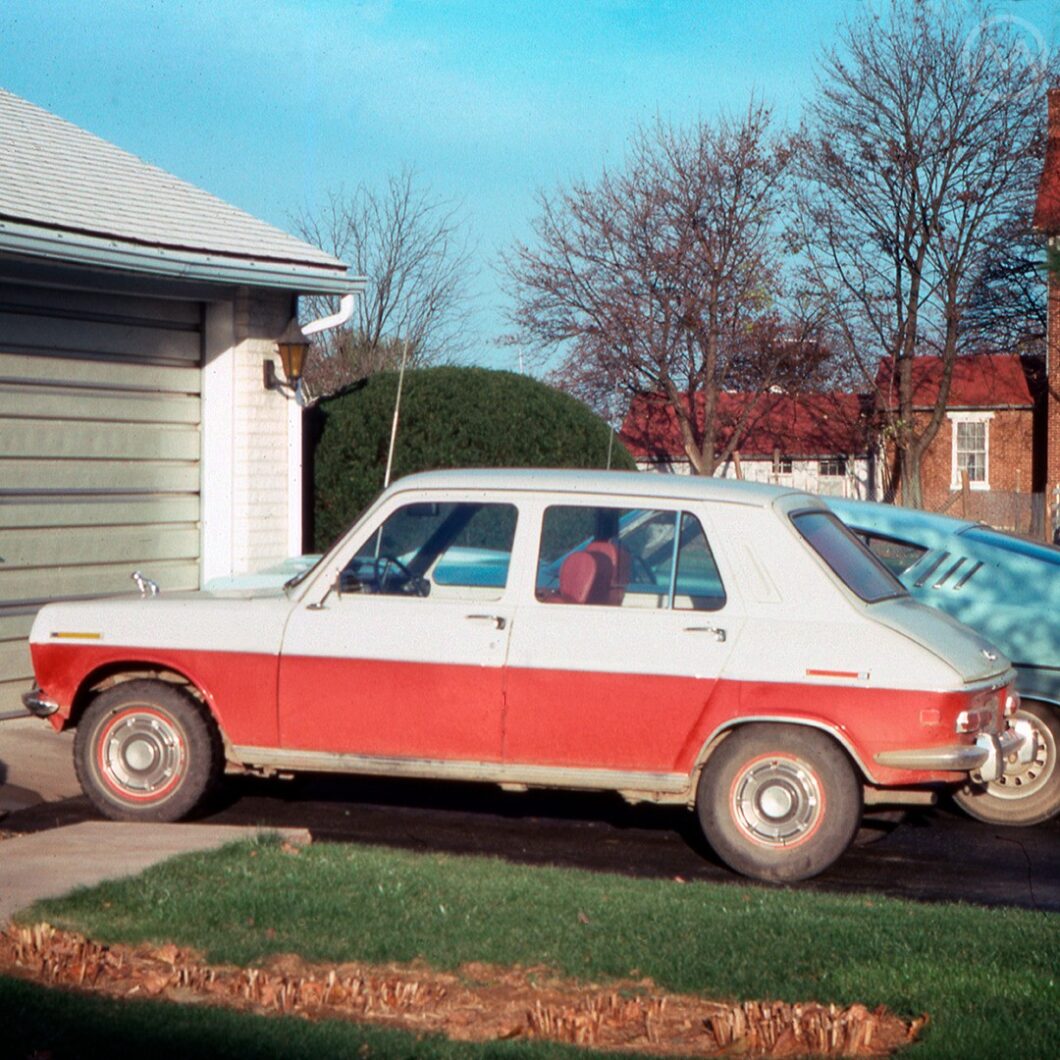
[23, 470, 1027, 881]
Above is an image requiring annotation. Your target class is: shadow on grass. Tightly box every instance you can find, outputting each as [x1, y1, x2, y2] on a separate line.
[0, 975, 589, 1060]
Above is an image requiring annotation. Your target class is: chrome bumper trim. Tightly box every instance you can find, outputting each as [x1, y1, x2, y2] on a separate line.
[875, 744, 988, 773]
[875, 726, 1027, 782]
[19, 688, 60, 719]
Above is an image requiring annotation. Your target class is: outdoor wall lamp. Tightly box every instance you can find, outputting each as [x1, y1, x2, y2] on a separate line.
[263, 316, 311, 404]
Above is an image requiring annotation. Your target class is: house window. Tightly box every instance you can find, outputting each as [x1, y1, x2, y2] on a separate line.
[773, 455, 793, 474]
[818, 457, 847, 477]
[948, 412, 991, 490]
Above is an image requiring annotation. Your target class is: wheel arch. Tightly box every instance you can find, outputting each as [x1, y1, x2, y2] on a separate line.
[688, 716, 873, 806]
[1014, 692, 1060, 714]
[68, 661, 214, 730]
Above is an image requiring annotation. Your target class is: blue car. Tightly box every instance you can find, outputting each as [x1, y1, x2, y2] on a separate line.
[828, 498, 1059, 826]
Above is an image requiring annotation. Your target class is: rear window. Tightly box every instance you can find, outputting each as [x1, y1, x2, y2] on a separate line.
[792, 510, 907, 603]
[857, 532, 928, 577]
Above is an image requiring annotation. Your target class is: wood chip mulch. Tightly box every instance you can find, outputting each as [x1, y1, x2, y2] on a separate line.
[0, 923, 926, 1056]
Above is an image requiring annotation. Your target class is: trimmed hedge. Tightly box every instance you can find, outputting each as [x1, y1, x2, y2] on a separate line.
[311, 367, 635, 549]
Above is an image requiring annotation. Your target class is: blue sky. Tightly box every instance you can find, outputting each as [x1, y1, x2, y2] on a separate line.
[1, 0, 1057, 367]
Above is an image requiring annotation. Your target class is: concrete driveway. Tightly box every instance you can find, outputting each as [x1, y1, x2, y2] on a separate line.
[0, 716, 78, 815]
[0, 718, 309, 923]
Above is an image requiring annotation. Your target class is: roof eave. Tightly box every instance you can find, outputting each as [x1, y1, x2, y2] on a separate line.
[0, 219, 362, 296]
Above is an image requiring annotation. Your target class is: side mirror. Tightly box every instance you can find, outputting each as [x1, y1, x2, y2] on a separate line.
[338, 569, 364, 594]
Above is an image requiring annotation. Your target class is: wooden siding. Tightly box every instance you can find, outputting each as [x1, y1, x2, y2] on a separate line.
[0, 282, 203, 711]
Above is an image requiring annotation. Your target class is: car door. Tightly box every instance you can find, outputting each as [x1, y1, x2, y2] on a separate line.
[277, 497, 518, 761]
[503, 502, 739, 774]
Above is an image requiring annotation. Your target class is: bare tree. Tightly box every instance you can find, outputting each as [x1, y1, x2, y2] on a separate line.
[964, 213, 1049, 358]
[504, 105, 818, 475]
[294, 167, 476, 397]
[794, 0, 1052, 506]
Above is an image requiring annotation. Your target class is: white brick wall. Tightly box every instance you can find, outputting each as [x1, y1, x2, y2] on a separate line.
[637, 455, 876, 499]
[230, 288, 299, 573]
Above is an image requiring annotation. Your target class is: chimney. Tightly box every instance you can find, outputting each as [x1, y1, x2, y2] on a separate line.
[1034, 88, 1060, 233]
[1042, 89, 1060, 524]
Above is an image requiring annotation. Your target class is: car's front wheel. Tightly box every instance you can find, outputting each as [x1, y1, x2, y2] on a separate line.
[953, 701, 1060, 826]
[697, 725, 862, 882]
[74, 680, 222, 822]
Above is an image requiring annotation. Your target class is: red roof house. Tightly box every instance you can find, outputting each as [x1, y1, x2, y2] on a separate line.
[874, 353, 1034, 411]
[621, 390, 876, 497]
[872, 352, 1038, 515]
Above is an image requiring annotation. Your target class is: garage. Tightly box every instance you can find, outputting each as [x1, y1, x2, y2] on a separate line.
[0, 280, 207, 708]
[0, 88, 358, 716]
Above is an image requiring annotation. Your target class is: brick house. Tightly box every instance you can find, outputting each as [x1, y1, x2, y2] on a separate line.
[0, 89, 361, 711]
[620, 390, 876, 498]
[875, 353, 1039, 513]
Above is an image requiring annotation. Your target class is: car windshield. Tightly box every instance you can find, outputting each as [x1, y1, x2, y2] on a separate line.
[283, 556, 325, 592]
[791, 509, 907, 603]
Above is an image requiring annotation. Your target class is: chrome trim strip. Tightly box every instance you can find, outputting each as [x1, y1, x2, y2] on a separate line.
[874, 744, 988, 772]
[914, 552, 949, 588]
[231, 746, 690, 796]
[933, 558, 965, 589]
[952, 561, 982, 591]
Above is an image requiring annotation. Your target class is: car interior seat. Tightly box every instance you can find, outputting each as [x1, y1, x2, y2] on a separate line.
[585, 539, 630, 604]
[558, 549, 614, 604]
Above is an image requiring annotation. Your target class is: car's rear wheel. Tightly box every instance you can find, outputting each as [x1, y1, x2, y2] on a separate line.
[953, 701, 1060, 826]
[697, 725, 862, 882]
[74, 680, 222, 822]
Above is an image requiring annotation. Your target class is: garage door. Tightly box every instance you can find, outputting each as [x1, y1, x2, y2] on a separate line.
[0, 282, 203, 712]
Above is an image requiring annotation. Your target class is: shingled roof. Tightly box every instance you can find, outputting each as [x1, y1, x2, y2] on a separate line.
[874, 354, 1034, 410]
[0, 88, 353, 293]
[1034, 87, 1060, 235]
[621, 390, 870, 463]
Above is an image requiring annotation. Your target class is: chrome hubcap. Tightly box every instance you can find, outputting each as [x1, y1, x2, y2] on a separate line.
[102, 712, 182, 797]
[733, 757, 821, 846]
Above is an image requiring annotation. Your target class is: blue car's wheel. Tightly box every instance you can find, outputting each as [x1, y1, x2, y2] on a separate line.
[954, 700, 1060, 826]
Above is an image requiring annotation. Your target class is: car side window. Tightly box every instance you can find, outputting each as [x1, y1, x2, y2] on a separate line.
[858, 532, 928, 577]
[343, 502, 517, 600]
[535, 505, 725, 611]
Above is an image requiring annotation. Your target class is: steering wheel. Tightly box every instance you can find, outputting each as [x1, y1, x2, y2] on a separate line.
[628, 553, 655, 587]
[375, 556, 429, 596]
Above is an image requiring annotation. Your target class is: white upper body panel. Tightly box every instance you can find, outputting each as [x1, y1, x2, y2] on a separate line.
[28, 470, 1011, 694]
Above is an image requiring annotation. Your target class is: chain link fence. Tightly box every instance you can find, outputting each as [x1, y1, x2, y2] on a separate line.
[932, 487, 1049, 539]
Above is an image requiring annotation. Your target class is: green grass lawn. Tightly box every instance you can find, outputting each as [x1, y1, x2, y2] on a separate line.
[5, 836, 1059, 1058]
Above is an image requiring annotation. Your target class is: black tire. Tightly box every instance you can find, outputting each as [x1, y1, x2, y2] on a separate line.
[696, 725, 862, 882]
[74, 680, 222, 822]
[953, 701, 1060, 826]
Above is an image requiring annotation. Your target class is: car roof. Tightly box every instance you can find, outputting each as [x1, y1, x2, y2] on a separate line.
[826, 497, 977, 545]
[387, 468, 813, 509]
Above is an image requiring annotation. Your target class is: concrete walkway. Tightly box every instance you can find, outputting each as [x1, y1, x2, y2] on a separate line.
[0, 822, 312, 923]
[1, 719, 311, 923]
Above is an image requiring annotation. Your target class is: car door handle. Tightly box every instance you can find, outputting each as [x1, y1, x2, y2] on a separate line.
[466, 614, 507, 630]
[684, 625, 726, 643]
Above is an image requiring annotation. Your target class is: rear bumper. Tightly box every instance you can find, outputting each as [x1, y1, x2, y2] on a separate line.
[874, 726, 1028, 783]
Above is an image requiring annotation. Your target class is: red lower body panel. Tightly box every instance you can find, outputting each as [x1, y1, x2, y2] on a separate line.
[31, 642, 989, 787]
